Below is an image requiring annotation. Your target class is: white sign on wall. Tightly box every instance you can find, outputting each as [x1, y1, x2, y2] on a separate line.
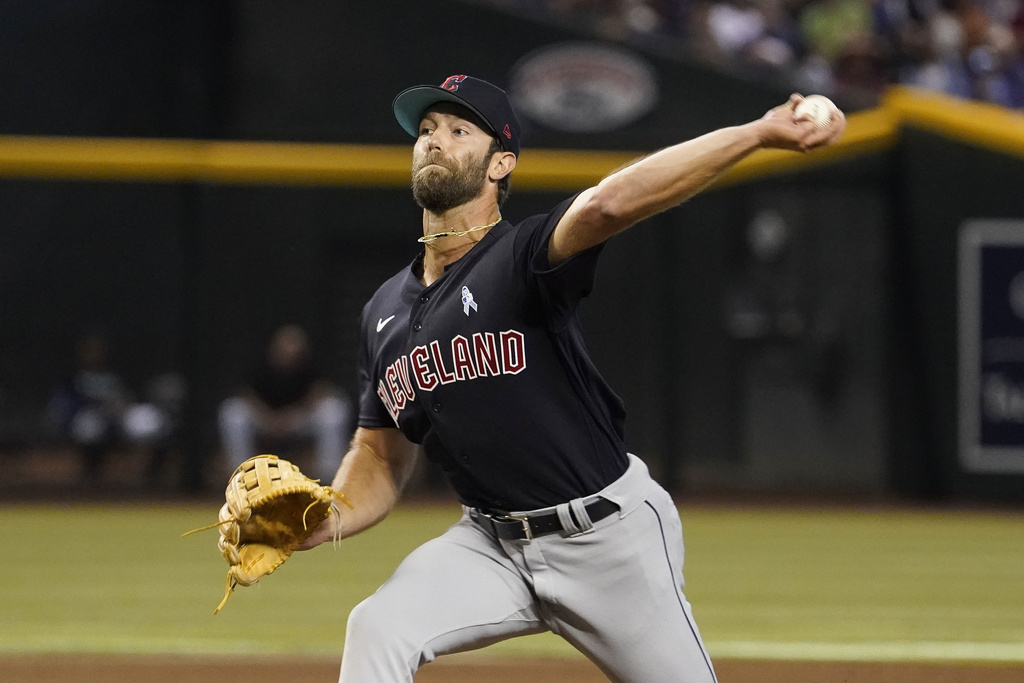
[959, 219, 1024, 473]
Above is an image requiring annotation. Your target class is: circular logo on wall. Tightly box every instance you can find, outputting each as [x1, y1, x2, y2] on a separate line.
[509, 42, 659, 134]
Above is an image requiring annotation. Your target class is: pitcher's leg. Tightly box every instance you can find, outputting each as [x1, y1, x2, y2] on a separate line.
[540, 486, 717, 683]
[339, 514, 544, 683]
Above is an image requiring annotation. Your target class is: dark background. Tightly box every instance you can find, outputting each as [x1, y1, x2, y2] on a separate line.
[1, 0, 1022, 501]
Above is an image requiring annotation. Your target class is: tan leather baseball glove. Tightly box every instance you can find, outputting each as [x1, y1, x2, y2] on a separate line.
[184, 454, 351, 613]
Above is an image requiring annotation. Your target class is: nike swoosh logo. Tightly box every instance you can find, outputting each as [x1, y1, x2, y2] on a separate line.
[376, 315, 396, 332]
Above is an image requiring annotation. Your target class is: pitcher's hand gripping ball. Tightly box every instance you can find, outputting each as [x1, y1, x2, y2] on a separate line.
[793, 94, 838, 130]
[184, 454, 352, 613]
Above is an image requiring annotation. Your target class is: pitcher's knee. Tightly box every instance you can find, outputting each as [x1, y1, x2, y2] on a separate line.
[346, 594, 407, 652]
[343, 594, 427, 679]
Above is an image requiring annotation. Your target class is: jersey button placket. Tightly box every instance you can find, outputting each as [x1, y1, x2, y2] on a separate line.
[409, 290, 422, 333]
[410, 286, 427, 340]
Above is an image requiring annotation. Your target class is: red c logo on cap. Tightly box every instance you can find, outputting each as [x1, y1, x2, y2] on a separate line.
[440, 75, 467, 92]
[503, 124, 512, 140]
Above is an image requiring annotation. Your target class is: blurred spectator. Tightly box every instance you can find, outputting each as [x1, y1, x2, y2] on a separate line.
[834, 31, 890, 101]
[745, 0, 802, 72]
[960, 0, 1017, 104]
[1005, 4, 1024, 106]
[218, 325, 353, 481]
[47, 329, 184, 485]
[799, 0, 872, 61]
[706, 0, 769, 60]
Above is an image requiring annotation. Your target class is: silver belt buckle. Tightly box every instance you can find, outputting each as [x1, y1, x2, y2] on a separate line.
[506, 514, 533, 541]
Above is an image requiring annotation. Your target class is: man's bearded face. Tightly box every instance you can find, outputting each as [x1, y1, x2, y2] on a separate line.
[412, 146, 491, 213]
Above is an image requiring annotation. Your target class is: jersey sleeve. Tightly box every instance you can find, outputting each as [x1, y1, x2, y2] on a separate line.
[355, 306, 395, 429]
[514, 193, 606, 329]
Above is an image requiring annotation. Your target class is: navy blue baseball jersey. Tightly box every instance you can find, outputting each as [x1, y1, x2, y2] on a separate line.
[356, 196, 629, 511]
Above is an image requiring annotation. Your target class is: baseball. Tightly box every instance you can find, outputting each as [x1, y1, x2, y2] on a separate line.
[793, 94, 836, 130]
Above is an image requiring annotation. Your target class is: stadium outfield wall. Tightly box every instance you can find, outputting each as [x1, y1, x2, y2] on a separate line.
[1, 3, 1022, 501]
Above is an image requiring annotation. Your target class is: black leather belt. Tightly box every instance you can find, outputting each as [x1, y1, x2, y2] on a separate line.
[471, 497, 619, 541]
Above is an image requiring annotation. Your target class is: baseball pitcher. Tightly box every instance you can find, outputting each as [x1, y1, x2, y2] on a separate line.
[300, 74, 846, 682]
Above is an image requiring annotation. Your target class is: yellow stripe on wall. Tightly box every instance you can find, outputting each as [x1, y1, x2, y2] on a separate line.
[884, 85, 1024, 158]
[0, 136, 416, 187]
[0, 88, 1021, 190]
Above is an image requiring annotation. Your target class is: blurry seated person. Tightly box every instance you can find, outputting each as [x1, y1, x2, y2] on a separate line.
[48, 330, 181, 483]
[218, 325, 352, 480]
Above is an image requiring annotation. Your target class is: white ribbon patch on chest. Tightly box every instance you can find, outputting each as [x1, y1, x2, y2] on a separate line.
[461, 286, 478, 316]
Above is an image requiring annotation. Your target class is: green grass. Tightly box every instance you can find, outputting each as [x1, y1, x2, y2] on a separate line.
[680, 507, 1024, 661]
[1, 502, 1022, 662]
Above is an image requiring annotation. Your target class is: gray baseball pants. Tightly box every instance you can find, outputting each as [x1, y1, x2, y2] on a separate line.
[338, 454, 718, 683]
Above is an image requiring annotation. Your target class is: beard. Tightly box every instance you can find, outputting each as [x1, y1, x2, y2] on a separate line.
[411, 150, 489, 213]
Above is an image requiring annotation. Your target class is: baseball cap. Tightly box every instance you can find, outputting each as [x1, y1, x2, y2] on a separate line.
[393, 75, 521, 157]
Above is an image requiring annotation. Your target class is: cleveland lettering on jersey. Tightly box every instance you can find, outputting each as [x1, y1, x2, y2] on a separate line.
[376, 329, 526, 424]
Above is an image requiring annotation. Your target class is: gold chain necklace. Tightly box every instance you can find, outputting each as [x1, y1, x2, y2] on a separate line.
[418, 216, 502, 244]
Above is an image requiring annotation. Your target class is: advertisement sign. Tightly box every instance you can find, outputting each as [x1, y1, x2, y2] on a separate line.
[959, 219, 1024, 473]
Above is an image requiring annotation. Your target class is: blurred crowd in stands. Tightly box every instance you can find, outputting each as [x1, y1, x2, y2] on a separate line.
[487, 0, 1024, 108]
